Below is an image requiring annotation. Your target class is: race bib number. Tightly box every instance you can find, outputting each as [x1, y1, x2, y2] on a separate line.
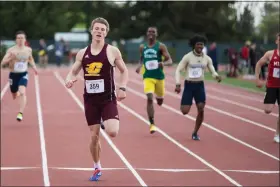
[14, 62, 27, 72]
[273, 68, 280, 78]
[189, 67, 202, 78]
[145, 60, 159, 70]
[85, 79, 104, 93]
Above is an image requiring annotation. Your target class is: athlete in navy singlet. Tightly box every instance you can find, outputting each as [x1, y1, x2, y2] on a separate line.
[65, 17, 129, 181]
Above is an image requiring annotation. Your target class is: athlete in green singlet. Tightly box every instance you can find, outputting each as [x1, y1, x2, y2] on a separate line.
[136, 26, 173, 134]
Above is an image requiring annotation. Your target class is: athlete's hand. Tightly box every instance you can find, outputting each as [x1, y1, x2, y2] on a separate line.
[256, 79, 264, 88]
[65, 79, 77, 88]
[135, 66, 141, 74]
[215, 75, 222, 83]
[6, 52, 16, 62]
[117, 89, 126, 101]
[159, 62, 164, 69]
[175, 84, 181, 94]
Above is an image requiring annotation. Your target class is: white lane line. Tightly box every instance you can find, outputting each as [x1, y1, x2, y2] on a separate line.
[115, 93, 242, 186]
[34, 75, 50, 187]
[130, 78, 275, 132]
[124, 84, 279, 161]
[1, 82, 9, 100]
[53, 167, 127, 171]
[206, 87, 263, 102]
[3, 166, 279, 174]
[165, 77, 277, 117]
[54, 71, 147, 187]
[132, 79, 275, 131]
[1, 167, 39, 170]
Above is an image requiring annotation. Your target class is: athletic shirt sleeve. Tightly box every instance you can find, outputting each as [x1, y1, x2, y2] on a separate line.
[177, 52, 216, 82]
[175, 53, 189, 84]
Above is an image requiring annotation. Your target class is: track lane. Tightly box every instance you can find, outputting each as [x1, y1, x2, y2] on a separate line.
[130, 67, 276, 129]
[38, 71, 142, 186]
[158, 66, 278, 113]
[1, 71, 44, 186]
[125, 71, 279, 186]
[58, 69, 238, 186]
[127, 77, 278, 157]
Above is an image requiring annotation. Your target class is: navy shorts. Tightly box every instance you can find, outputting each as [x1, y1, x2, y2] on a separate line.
[9, 72, 28, 93]
[264, 87, 279, 105]
[181, 80, 206, 105]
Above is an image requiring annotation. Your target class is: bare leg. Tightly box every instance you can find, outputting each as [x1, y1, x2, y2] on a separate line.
[194, 103, 205, 134]
[146, 93, 157, 133]
[180, 105, 191, 115]
[89, 124, 101, 167]
[12, 92, 19, 100]
[18, 86, 27, 113]
[264, 104, 279, 142]
[103, 119, 119, 137]
[156, 97, 163, 106]
[147, 93, 154, 123]
[88, 124, 102, 181]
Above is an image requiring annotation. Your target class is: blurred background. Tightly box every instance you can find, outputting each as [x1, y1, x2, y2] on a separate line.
[0, 1, 279, 86]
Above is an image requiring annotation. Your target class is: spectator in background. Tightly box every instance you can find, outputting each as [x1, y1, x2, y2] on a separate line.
[239, 41, 250, 74]
[64, 41, 71, 65]
[249, 43, 257, 75]
[256, 45, 266, 80]
[38, 39, 48, 68]
[55, 39, 65, 67]
[227, 47, 238, 77]
[208, 42, 218, 71]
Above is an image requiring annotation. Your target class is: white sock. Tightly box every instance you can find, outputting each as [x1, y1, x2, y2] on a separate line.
[94, 161, 101, 170]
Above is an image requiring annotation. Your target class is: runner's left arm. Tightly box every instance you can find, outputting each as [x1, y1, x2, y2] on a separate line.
[160, 43, 173, 66]
[114, 46, 128, 88]
[28, 48, 38, 74]
[207, 56, 220, 81]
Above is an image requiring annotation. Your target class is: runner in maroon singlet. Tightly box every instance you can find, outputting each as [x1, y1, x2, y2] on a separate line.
[255, 33, 280, 143]
[64, 17, 129, 181]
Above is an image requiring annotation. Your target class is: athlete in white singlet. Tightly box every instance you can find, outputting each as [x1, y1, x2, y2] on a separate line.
[1, 30, 38, 121]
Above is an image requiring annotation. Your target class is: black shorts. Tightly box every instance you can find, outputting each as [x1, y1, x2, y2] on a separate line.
[181, 80, 206, 105]
[9, 72, 28, 93]
[264, 87, 280, 105]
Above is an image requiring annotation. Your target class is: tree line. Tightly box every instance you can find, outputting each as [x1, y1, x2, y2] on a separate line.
[0, 1, 279, 43]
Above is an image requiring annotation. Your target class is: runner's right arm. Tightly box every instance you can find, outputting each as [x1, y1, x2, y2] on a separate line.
[65, 49, 83, 85]
[175, 54, 188, 85]
[255, 51, 271, 88]
[206, 56, 221, 82]
[255, 51, 270, 80]
[1, 49, 13, 68]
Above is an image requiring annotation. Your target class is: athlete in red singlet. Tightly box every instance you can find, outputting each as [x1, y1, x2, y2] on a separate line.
[64, 17, 129, 181]
[255, 33, 280, 143]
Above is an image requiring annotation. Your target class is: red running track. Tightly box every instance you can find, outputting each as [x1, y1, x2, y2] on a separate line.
[1, 66, 279, 186]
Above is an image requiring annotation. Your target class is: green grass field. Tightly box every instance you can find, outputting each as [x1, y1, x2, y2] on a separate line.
[204, 71, 266, 93]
